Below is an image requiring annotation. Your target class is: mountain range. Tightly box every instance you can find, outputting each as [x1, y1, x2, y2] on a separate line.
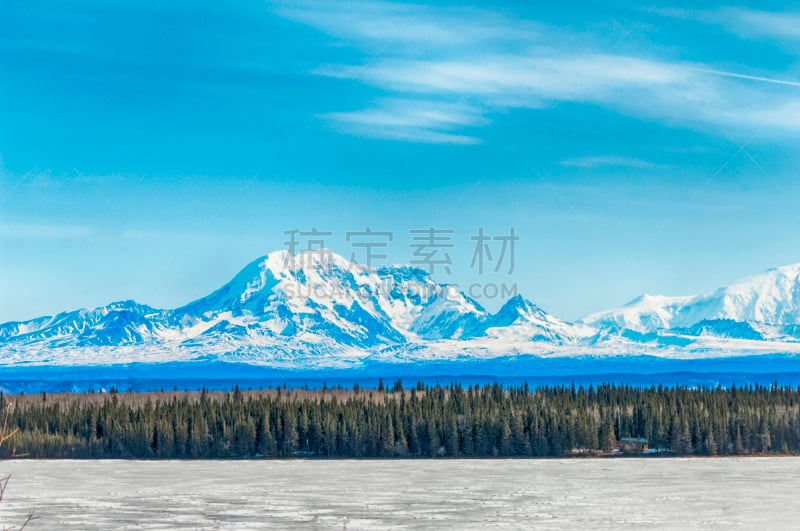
[2, 251, 800, 370]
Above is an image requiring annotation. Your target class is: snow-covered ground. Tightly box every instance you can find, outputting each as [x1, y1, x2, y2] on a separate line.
[0, 458, 797, 529]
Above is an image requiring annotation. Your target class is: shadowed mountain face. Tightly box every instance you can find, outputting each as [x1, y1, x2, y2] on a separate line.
[3, 251, 800, 367]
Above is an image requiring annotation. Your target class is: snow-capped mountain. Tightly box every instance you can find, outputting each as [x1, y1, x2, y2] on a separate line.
[167, 250, 493, 347]
[3, 252, 800, 369]
[171, 251, 408, 348]
[581, 294, 693, 333]
[0, 250, 577, 365]
[582, 263, 800, 335]
[479, 295, 593, 342]
[0, 300, 168, 348]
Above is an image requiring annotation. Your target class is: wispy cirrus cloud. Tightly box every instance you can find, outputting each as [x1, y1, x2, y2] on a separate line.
[560, 156, 656, 169]
[321, 98, 485, 144]
[653, 7, 800, 42]
[0, 222, 93, 239]
[685, 67, 800, 88]
[721, 8, 800, 40]
[272, 1, 800, 144]
[316, 54, 685, 99]
[315, 54, 706, 119]
[318, 52, 800, 134]
[270, 1, 541, 49]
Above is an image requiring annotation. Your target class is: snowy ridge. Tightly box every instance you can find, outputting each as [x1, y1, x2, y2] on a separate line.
[3, 252, 800, 368]
[583, 263, 800, 332]
[581, 294, 693, 333]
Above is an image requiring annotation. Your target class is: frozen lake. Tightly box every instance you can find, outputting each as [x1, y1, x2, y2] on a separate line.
[0, 458, 797, 529]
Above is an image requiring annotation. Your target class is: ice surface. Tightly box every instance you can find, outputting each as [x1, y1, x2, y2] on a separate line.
[0, 458, 797, 529]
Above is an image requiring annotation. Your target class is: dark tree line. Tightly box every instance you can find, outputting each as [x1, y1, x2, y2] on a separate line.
[2, 382, 800, 459]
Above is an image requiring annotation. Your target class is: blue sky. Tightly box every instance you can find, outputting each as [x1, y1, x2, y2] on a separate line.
[2, 0, 800, 322]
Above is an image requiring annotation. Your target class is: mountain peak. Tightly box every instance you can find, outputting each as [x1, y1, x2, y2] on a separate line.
[498, 294, 542, 318]
[481, 295, 545, 328]
[583, 262, 800, 332]
[478, 294, 589, 343]
[698, 262, 800, 325]
[262, 248, 362, 274]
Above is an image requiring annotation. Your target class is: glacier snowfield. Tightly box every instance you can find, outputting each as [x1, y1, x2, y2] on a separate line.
[0, 458, 796, 529]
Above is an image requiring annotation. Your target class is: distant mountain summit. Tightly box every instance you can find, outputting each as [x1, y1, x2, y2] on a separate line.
[3, 252, 800, 368]
[0, 300, 167, 347]
[582, 263, 800, 336]
[480, 295, 592, 342]
[581, 294, 694, 333]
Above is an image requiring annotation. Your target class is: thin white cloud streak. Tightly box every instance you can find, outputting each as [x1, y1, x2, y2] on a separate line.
[709, 7, 800, 41]
[685, 67, 800, 88]
[317, 54, 686, 99]
[276, 1, 800, 143]
[742, 101, 800, 130]
[318, 50, 800, 137]
[0, 223, 232, 242]
[0, 222, 93, 239]
[334, 126, 480, 145]
[560, 156, 656, 169]
[723, 8, 800, 40]
[270, 0, 541, 49]
[651, 7, 800, 41]
[322, 99, 484, 144]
